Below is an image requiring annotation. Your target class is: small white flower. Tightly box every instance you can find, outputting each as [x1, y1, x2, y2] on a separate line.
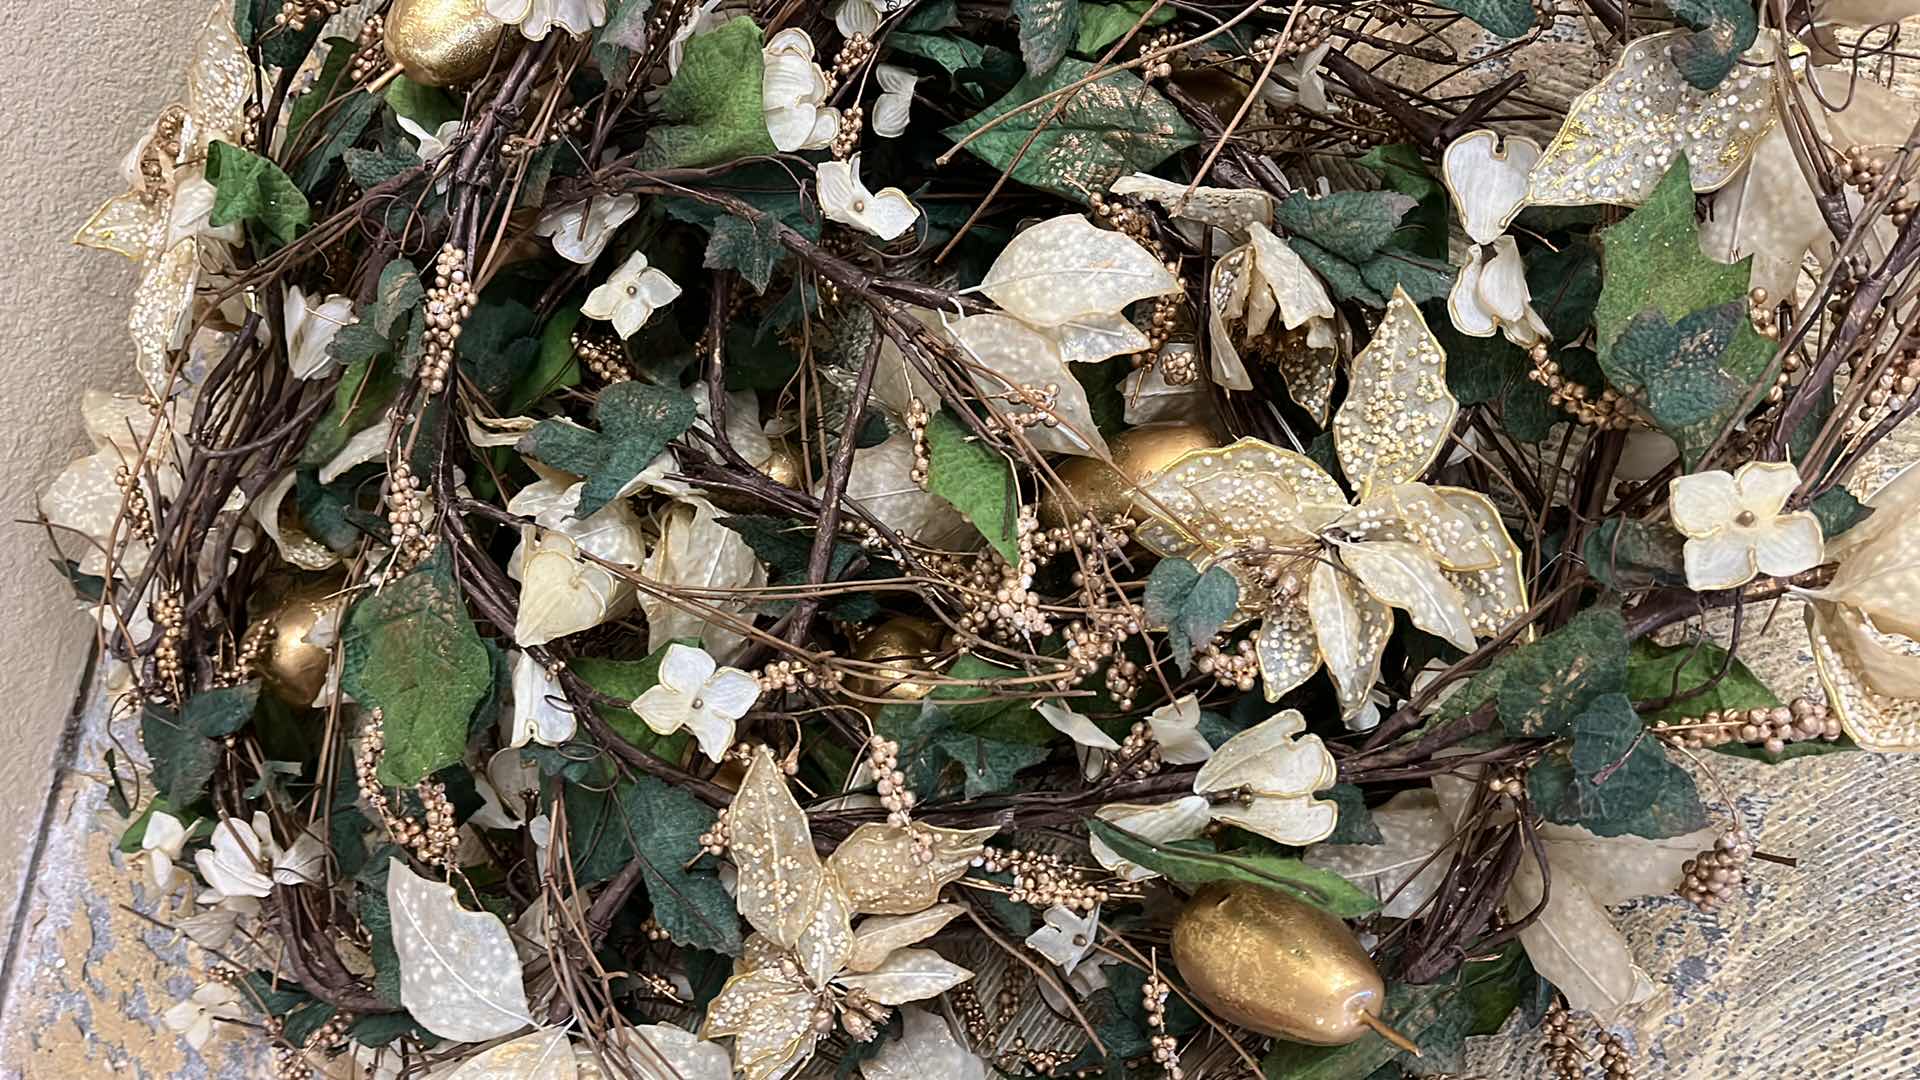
[510, 649, 578, 746]
[271, 831, 327, 886]
[1145, 694, 1213, 764]
[666, 0, 725, 73]
[872, 64, 919, 138]
[1441, 129, 1541, 246]
[762, 29, 841, 152]
[485, 0, 605, 40]
[1669, 461, 1824, 591]
[631, 643, 760, 762]
[818, 154, 920, 241]
[1258, 41, 1333, 115]
[141, 811, 192, 893]
[163, 981, 246, 1051]
[1447, 236, 1550, 347]
[534, 193, 641, 264]
[193, 812, 278, 898]
[397, 115, 462, 165]
[283, 285, 355, 380]
[581, 249, 682, 338]
[1025, 904, 1101, 974]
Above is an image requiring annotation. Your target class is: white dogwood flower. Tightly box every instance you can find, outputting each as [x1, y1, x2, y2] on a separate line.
[631, 643, 760, 762]
[1448, 236, 1550, 347]
[141, 810, 192, 892]
[534, 193, 640, 264]
[763, 29, 841, 152]
[1025, 904, 1101, 974]
[582, 249, 682, 338]
[510, 649, 578, 746]
[283, 285, 354, 379]
[818, 154, 920, 240]
[1145, 694, 1213, 764]
[194, 813, 277, 898]
[1670, 461, 1824, 590]
[873, 63, 919, 138]
[485, 0, 605, 39]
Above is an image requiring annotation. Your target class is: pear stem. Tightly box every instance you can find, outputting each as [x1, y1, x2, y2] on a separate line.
[1360, 1011, 1422, 1057]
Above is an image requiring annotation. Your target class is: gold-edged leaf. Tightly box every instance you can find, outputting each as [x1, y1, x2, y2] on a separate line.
[730, 747, 826, 948]
[1255, 579, 1321, 703]
[793, 873, 856, 985]
[1346, 482, 1501, 571]
[701, 968, 822, 1080]
[1528, 29, 1786, 207]
[844, 903, 967, 973]
[1339, 540, 1477, 652]
[1133, 438, 1347, 561]
[1306, 558, 1392, 720]
[385, 858, 535, 1042]
[1271, 321, 1340, 425]
[1206, 245, 1255, 391]
[1431, 487, 1529, 636]
[827, 822, 997, 915]
[834, 948, 974, 1005]
[1332, 286, 1458, 499]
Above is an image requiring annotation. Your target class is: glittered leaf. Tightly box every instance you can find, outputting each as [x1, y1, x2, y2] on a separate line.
[1341, 540, 1476, 651]
[206, 140, 311, 247]
[946, 313, 1110, 457]
[341, 556, 492, 787]
[827, 822, 997, 914]
[1085, 821, 1378, 917]
[845, 905, 967, 973]
[978, 214, 1177, 327]
[1529, 31, 1780, 207]
[925, 408, 1020, 565]
[1255, 579, 1321, 703]
[386, 858, 534, 1042]
[1333, 287, 1458, 498]
[944, 59, 1198, 203]
[1308, 558, 1393, 720]
[730, 747, 826, 947]
[519, 380, 697, 517]
[1012, 0, 1079, 73]
[836, 948, 973, 1005]
[641, 17, 778, 168]
[1134, 438, 1348, 562]
[702, 968, 820, 1080]
[1531, 693, 1710, 838]
[1495, 606, 1628, 738]
[440, 1028, 576, 1080]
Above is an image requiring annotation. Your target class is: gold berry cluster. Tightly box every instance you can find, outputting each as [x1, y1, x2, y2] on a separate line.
[1528, 343, 1637, 429]
[1679, 829, 1752, 911]
[419, 244, 474, 395]
[1654, 697, 1840, 754]
[572, 326, 633, 384]
[973, 846, 1109, 912]
[1541, 998, 1635, 1080]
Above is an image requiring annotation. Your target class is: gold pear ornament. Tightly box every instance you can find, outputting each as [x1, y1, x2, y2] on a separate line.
[1172, 883, 1418, 1052]
[256, 574, 348, 707]
[384, 0, 507, 87]
[847, 616, 946, 707]
[1038, 421, 1219, 529]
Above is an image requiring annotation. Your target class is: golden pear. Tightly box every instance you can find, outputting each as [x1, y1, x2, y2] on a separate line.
[385, 0, 507, 87]
[1172, 884, 1412, 1050]
[1038, 421, 1219, 529]
[256, 575, 349, 707]
[847, 616, 946, 706]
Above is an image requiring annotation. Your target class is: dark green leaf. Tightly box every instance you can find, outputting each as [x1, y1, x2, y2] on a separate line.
[1529, 692, 1709, 837]
[926, 408, 1021, 565]
[944, 58, 1198, 203]
[1431, 0, 1535, 36]
[1495, 606, 1628, 737]
[519, 380, 698, 517]
[933, 731, 1051, 797]
[1527, 241, 1602, 343]
[1629, 637, 1777, 720]
[340, 555, 492, 786]
[1585, 517, 1688, 591]
[1321, 784, 1384, 845]
[1143, 558, 1240, 668]
[1276, 190, 1414, 264]
[143, 703, 219, 806]
[287, 37, 356, 144]
[1358, 144, 1447, 258]
[703, 213, 785, 294]
[929, 655, 1056, 743]
[1013, 0, 1080, 73]
[639, 17, 777, 168]
[507, 304, 584, 414]
[185, 680, 262, 737]
[563, 775, 743, 953]
[206, 140, 312, 248]
[385, 75, 462, 128]
[1086, 821, 1379, 917]
[1665, 0, 1757, 89]
[719, 514, 889, 621]
[593, 0, 654, 74]
[1812, 488, 1871, 539]
[891, 32, 986, 80]
[1610, 302, 1751, 464]
[291, 89, 379, 192]
[350, 1012, 432, 1048]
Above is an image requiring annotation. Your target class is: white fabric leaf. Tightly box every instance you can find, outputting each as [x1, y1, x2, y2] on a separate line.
[845, 903, 966, 973]
[1447, 244, 1498, 337]
[839, 433, 972, 547]
[1089, 796, 1211, 881]
[1307, 557, 1392, 721]
[1023, 903, 1100, 973]
[1508, 854, 1652, 1020]
[1245, 221, 1336, 339]
[386, 858, 534, 1042]
[1146, 695, 1212, 764]
[510, 650, 578, 747]
[639, 497, 766, 657]
[1304, 790, 1454, 918]
[1441, 130, 1540, 245]
[945, 313, 1111, 457]
[977, 214, 1178, 327]
[1340, 540, 1477, 652]
[860, 1006, 988, 1080]
[1038, 701, 1122, 751]
[441, 1028, 576, 1080]
[1121, 357, 1214, 426]
[607, 1024, 731, 1080]
[1050, 312, 1150, 365]
[872, 64, 919, 138]
[834, 947, 972, 1005]
[514, 531, 619, 647]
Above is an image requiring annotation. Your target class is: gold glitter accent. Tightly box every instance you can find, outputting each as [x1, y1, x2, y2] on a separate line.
[1332, 286, 1458, 500]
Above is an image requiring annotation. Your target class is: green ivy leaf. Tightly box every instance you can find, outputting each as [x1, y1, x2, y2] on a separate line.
[303, 351, 400, 467]
[593, 0, 655, 75]
[929, 656, 1056, 743]
[1276, 190, 1450, 304]
[891, 31, 986, 81]
[1357, 144, 1447, 258]
[1665, 0, 1757, 89]
[1812, 487, 1872, 539]
[1584, 517, 1689, 591]
[564, 774, 743, 954]
[288, 37, 356, 144]
[1321, 784, 1383, 845]
[1431, 0, 1535, 37]
[206, 140, 312, 248]
[944, 58, 1198, 203]
[340, 555, 492, 786]
[1495, 607, 1628, 737]
[1609, 302, 1751, 465]
[384, 75, 462, 129]
[926, 408, 1021, 566]
[639, 17, 777, 168]
[185, 680, 263, 738]
[1528, 241, 1603, 343]
[1013, 0, 1080, 73]
[572, 641, 699, 760]
[935, 731, 1052, 797]
[142, 702, 220, 807]
[1529, 692, 1709, 838]
[519, 381, 698, 517]
[292, 88, 379, 192]
[1075, 0, 1174, 53]
[1086, 821, 1379, 917]
[1627, 638, 1854, 763]
[1143, 558, 1240, 669]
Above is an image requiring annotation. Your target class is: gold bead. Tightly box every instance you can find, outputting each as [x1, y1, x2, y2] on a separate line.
[1038, 421, 1219, 529]
[384, 0, 508, 87]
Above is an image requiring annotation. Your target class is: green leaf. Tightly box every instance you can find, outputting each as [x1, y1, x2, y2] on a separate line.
[1495, 606, 1628, 737]
[1529, 692, 1709, 837]
[507, 304, 584, 414]
[1609, 302, 1752, 465]
[206, 140, 312, 248]
[1088, 821, 1379, 917]
[1629, 637, 1777, 720]
[719, 514, 889, 621]
[519, 380, 698, 517]
[1075, 0, 1174, 53]
[1143, 558, 1240, 668]
[564, 774, 743, 954]
[1665, 0, 1757, 89]
[572, 642, 698, 760]
[593, 0, 654, 74]
[926, 408, 1020, 566]
[1321, 784, 1383, 845]
[373, 258, 424, 335]
[292, 88, 379, 192]
[1596, 157, 1772, 462]
[890, 32, 988, 86]
[1357, 144, 1447, 258]
[1527, 240, 1602, 344]
[142, 703, 220, 807]
[185, 680, 262, 738]
[1585, 517, 1688, 591]
[944, 57, 1198, 203]
[340, 556, 492, 786]
[704, 213, 784, 294]
[287, 37, 356, 144]
[639, 17, 777, 168]
[384, 75, 462, 129]
[876, 703, 1046, 798]
[934, 731, 1051, 797]
[1431, 0, 1534, 37]
[929, 656, 1056, 743]
[1812, 487, 1872, 539]
[1013, 0, 1080, 73]
[1276, 190, 1449, 304]
[302, 351, 399, 467]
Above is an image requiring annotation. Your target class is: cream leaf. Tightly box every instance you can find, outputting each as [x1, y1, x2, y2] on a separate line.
[1441, 130, 1540, 245]
[945, 312, 1110, 457]
[838, 432, 973, 547]
[827, 822, 996, 915]
[859, 1006, 988, 1080]
[845, 903, 966, 973]
[1088, 797, 1212, 881]
[1339, 539, 1477, 652]
[1508, 854, 1652, 1020]
[639, 497, 766, 657]
[385, 858, 534, 1042]
[1307, 557, 1393, 721]
[977, 214, 1178, 327]
[834, 947, 973, 1005]
[1038, 701, 1122, 751]
[1304, 789, 1454, 918]
[441, 1028, 576, 1080]
[701, 968, 821, 1080]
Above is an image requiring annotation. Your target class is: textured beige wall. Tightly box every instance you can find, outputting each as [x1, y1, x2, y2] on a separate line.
[0, 4, 204, 906]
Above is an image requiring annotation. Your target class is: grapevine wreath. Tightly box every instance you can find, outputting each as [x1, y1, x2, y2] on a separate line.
[40, 0, 1920, 1075]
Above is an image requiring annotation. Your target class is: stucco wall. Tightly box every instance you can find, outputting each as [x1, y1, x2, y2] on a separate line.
[0, 4, 204, 908]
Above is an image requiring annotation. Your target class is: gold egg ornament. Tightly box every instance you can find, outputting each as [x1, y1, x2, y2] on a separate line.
[384, 0, 508, 87]
[1172, 884, 1418, 1053]
[1038, 421, 1219, 529]
[255, 574, 349, 707]
[847, 616, 947, 707]
[759, 439, 805, 490]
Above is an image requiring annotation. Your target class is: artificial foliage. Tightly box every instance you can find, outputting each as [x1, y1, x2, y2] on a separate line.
[41, 0, 1920, 1076]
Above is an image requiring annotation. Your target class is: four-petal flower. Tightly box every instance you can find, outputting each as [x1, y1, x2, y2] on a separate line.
[1669, 461, 1824, 590]
[818, 154, 920, 241]
[582, 249, 682, 338]
[535, 193, 641, 264]
[632, 643, 760, 762]
[762, 29, 840, 152]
